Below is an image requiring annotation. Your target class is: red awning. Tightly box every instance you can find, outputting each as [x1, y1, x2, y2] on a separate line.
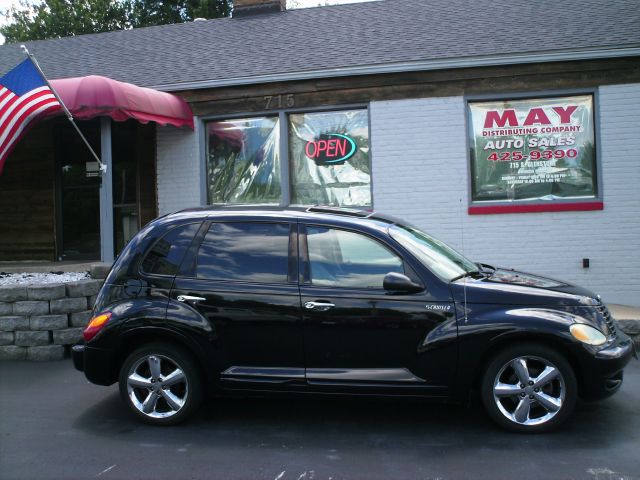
[50, 76, 194, 129]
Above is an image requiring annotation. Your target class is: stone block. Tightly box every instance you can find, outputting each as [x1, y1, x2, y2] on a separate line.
[13, 300, 49, 316]
[88, 295, 98, 309]
[0, 285, 27, 302]
[14, 331, 50, 347]
[0, 302, 12, 315]
[27, 345, 65, 361]
[70, 310, 92, 327]
[0, 345, 26, 360]
[90, 263, 111, 279]
[50, 297, 87, 314]
[618, 319, 640, 336]
[52, 328, 83, 345]
[0, 316, 29, 331]
[30, 314, 68, 331]
[27, 284, 66, 301]
[0, 331, 14, 345]
[65, 279, 103, 297]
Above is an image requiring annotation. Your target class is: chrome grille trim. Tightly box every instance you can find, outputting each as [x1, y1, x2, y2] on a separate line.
[595, 302, 617, 337]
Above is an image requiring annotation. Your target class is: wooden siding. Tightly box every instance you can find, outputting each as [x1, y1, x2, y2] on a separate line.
[179, 58, 640, 116]
[0, 121, 56, 261]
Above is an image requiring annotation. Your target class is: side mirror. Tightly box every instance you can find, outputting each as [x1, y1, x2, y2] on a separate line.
[383, 272, 424, 294]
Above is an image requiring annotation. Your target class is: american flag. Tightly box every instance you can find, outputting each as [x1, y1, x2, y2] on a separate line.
[0, 58, 61, 174]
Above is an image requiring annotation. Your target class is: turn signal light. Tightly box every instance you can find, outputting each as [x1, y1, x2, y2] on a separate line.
[83, 312, 112, 342]
[570, 323, 607, 346]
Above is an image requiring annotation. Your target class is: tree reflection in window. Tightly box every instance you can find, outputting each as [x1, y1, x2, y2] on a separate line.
[206, 117, 281, 204]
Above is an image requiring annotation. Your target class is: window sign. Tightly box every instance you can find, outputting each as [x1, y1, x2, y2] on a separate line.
[289, 110, 371, 207]
[468, 95, 597, 203]
[305, 133, 357, 165]
[206, 117, 281, 204]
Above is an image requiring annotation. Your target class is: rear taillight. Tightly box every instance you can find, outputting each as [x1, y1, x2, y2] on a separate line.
[83, 312, 112, 342]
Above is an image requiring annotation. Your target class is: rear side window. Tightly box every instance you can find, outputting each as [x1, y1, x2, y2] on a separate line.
[196, 222, 291, 283]
[141, 223, 200, 276]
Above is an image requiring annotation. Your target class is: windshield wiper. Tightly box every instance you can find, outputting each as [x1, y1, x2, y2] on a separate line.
[476, 263, 496, 274]
[450, 270, 485, 282]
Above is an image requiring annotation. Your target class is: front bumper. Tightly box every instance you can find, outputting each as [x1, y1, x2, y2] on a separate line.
[577, 330, 636, 400]
[71, 342, 118, 386]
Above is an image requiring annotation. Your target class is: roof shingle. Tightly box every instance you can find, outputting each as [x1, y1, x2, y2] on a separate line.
[0, 0, 638, 89]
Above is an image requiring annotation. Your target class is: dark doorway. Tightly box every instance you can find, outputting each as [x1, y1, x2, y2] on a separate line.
[54, 119, 101, 261]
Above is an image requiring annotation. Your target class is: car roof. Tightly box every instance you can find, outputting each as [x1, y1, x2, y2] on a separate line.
[170, 205, 404, 227]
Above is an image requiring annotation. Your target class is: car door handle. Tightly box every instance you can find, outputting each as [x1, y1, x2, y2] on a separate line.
[304, 301, 335, 311]
[177, 295, 206, 303]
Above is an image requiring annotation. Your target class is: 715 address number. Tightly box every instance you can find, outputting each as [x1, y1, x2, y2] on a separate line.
[264, 94, 295, 109]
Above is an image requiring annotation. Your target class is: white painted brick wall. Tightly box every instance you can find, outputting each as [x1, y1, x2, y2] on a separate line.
[371, 86, 640, 306]
[156, 125, 201, 216]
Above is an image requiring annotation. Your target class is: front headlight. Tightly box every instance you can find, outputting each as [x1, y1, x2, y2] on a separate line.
[570, 323, 607, 346]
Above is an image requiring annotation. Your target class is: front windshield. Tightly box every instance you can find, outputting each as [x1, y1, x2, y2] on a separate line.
[389, 224, 478, 282]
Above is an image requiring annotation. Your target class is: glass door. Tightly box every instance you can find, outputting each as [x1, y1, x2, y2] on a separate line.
[55, 120, 101, 260]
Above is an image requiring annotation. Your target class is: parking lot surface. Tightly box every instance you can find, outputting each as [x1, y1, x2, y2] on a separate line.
[1, 359, 639, 480]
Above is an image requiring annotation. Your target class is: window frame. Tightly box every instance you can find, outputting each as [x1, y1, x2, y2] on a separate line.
[298, 223, 419, 291]
[464, 88, 603, 215]
[199, 104, 373, 209]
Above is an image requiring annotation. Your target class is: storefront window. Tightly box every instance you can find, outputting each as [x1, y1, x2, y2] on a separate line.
[289, 109, 371, 207]
[206, 117, 281, 204]
[468, 94, 597, 204]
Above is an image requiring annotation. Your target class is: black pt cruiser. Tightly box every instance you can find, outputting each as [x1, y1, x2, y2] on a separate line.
[73, 206, 635, 432]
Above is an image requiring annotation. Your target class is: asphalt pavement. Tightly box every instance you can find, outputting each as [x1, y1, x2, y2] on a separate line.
[1, 359, 639, 480]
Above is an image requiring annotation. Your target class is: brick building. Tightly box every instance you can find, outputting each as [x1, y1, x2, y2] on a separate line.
[0, 0, 639, 305]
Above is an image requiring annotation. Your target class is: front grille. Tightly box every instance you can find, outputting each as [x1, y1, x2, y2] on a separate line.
[595, 302, 617, 337]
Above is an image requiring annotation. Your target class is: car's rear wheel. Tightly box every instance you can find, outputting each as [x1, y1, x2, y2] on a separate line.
[481, 343, 577, 433]
[118, 342, 203, 425]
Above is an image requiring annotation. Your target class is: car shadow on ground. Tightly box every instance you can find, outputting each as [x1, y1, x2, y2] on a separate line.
[71, 388, 637, 452]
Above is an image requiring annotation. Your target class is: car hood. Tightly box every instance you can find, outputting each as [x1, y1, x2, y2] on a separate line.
[450, 268, 600, 306]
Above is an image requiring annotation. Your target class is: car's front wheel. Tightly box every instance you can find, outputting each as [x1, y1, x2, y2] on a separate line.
[481, 343, 577, 433]
[118, 342, 203, 425]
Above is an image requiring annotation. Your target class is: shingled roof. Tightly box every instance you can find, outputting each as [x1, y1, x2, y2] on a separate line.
[0, 0, 639, 91]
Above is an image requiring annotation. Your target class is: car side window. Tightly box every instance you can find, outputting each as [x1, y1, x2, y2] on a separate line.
[306, 226, 404, 288]
[196, 222, 290, 283]
[141, 223, 200, 276]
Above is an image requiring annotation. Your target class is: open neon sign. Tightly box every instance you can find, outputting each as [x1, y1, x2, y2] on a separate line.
[305, 133, 357, 165]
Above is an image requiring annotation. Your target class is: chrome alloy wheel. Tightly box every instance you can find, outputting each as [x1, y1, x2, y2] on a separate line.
[492, 356, 565, 426]
[126, 354, 188, 419]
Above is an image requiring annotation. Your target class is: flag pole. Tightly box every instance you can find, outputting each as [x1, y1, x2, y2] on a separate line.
[20, 45, 107, 174]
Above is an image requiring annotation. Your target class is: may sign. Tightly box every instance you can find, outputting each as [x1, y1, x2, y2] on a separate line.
[305, 133, 357, 165]
[468, 95, 596, 203]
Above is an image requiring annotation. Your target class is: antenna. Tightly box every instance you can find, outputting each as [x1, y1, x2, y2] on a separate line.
[458, 197, 468, 323]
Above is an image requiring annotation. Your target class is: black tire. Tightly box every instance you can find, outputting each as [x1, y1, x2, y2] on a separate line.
[118, 342, 203, 426]
[480, 343, 577, 433]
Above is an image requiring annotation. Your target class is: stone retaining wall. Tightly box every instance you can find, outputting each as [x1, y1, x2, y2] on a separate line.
[0, 279, 102, 361]
[621, 321, 640, 350]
